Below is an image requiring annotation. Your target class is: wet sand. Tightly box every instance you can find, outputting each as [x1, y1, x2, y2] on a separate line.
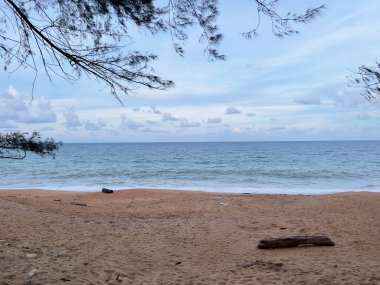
[0, 189, 379, 284]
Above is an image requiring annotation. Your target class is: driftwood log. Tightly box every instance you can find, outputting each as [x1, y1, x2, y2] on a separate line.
[101, 188, 114, 194]
[257, 235, 335, 249]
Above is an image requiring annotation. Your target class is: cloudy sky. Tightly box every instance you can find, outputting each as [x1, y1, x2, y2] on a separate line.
[1, 1, 380, 142]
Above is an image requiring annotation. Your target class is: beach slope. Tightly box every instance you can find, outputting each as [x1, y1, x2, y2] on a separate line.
[0, 189, 379, 284]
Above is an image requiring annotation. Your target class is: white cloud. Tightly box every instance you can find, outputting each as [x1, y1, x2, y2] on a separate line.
[207, 117, 222, 124]
[4, 86, 22, 100]
[19, 111, 56, 124]
[162, 113, 180, 122]
[232, 127, 242, 133]
[258, 16, 380, 68]
[98, 118, 107, 128]
[120, 116, 144, 130]
[179, 119, 200, 128]
[84, 121, 101, 131]
[150, 106, 161, 115]
[333, 90, 364, 107]
[267, 126, 286, 132]
[19, 98, 56, 124]
[83, 118, 107, 131]
[63, 106, 82, 129]
[294, 97, 321, 105]
[0, 86, 56, 124]
[225, 106, 241, 115]
[145, 120, 157, 125]
[0, 87, 27, 121]
[356, 111, 371, 120]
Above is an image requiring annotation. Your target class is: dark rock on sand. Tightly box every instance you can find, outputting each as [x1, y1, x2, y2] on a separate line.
[102, 188, 114, 194]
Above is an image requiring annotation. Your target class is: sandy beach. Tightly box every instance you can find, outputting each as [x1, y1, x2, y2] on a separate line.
[0, 189, 379, 285]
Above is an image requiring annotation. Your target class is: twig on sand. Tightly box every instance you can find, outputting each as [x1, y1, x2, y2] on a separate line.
[70, 201, 87, 207]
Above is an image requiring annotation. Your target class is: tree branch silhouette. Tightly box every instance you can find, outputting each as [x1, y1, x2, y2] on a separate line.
[0, 0, 326, 103]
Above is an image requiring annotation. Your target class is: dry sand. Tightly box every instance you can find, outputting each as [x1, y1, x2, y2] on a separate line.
[0, 189, 379, 285]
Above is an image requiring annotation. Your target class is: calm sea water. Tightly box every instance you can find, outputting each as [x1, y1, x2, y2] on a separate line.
[1, 141, 380, 194]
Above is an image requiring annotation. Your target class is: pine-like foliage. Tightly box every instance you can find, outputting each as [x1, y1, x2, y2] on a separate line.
[0, 131, 61, 159]
[350, 63, 380, 101]
[242, 0, 325, 39]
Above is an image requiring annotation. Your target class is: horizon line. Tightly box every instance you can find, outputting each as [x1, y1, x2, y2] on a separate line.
[60, 139, 380, 144]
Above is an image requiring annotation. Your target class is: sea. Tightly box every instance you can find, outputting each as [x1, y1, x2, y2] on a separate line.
[1, 141, 380, 194]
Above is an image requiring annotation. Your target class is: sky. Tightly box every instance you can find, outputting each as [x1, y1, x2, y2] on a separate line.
[1, 1, 380, 142]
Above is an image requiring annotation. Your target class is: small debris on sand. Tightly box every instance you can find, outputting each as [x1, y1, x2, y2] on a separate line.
[70, 201, 87, 207]
[26, 268, 38, 278]
[57, 250, 67, 257]
[26, 253, 38, 258]
[240, 260, 283, 270]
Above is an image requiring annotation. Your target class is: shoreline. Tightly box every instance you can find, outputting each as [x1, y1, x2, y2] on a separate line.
[1, 187, 379, 196]
[1, 189, 380, 284]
